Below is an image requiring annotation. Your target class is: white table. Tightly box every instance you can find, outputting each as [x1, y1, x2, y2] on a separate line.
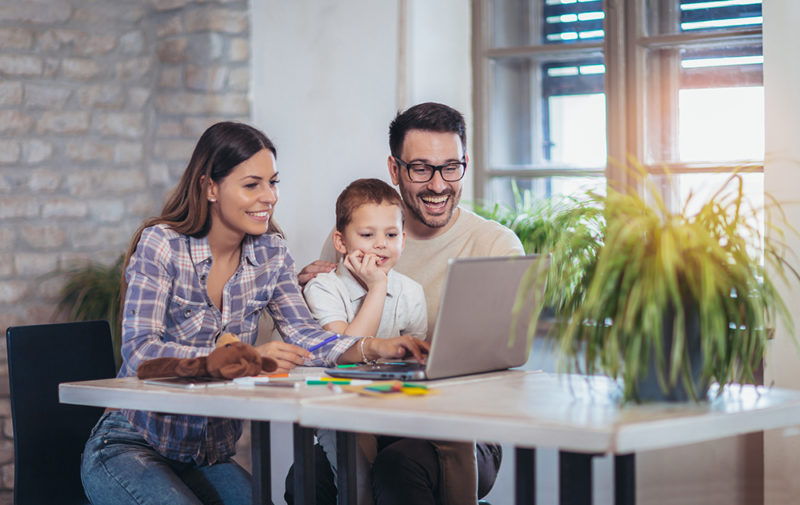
[59, 371, 336, 505]
[301, 371, 800, 504]
[60, 370, 800, 505]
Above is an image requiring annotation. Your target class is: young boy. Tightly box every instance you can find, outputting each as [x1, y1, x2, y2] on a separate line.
[304, 177, 427, 343]
[303, 178, 427, 505]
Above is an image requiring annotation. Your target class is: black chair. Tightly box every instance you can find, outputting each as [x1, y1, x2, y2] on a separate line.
[6, 320, 116, 505]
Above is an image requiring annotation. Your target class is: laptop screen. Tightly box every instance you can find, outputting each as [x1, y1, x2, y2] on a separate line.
[326, 255, 547, 381]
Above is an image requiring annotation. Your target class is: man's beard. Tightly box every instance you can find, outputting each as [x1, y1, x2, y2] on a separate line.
[398, 183, 461, 229]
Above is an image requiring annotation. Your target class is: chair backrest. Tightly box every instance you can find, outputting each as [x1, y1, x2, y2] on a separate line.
[6, 320, 116, 505]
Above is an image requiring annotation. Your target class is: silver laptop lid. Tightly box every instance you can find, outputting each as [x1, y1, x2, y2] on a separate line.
[423, 255, 547, 380]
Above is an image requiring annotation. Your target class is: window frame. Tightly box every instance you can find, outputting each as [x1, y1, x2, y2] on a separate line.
[471, 0, 764, 199]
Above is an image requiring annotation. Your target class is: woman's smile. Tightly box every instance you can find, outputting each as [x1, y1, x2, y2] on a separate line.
[246, 209, 271, 221]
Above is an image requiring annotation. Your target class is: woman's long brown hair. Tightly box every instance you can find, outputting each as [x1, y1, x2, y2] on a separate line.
[118, 122, 281, 329]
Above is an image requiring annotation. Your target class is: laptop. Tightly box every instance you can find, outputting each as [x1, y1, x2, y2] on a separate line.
[326, 254, 547, 381]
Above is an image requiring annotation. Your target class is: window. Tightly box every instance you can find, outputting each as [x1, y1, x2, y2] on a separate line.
[472, 0, 763, 215]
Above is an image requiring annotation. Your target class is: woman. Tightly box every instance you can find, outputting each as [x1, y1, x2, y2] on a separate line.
[80, 122, 428, 505]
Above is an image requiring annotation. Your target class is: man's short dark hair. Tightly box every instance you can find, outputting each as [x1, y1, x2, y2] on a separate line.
[336, 178, 405, 232]
[388, 102, 467, 158]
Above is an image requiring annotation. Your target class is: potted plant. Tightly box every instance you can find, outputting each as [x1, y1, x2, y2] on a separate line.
[474, 184, 604, 300]
[473, 183, 579, 255]
[473, 184, 606, 346]
[513, 167, 798, 402]
[53, 254, 124, 369]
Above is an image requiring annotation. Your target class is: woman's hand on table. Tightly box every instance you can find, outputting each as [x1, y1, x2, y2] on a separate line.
[255, 341, 312, 373]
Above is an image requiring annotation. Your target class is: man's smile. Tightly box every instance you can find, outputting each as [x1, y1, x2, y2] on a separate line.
[419, 193, 451, 211]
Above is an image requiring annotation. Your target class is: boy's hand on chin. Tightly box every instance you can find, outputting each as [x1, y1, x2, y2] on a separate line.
[343, 250, 388, 290]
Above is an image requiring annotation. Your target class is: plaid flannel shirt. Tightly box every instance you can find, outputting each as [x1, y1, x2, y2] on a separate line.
[118, 224, 357, 464]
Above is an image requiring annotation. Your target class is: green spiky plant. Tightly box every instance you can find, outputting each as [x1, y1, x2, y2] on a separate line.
[508, 166, 798, 402]
[54, 255, 124, 369]
[472, 182, 580, 255]
[473, 182, 605, 340]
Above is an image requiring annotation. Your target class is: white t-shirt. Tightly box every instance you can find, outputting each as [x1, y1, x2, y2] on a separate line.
[303, 264, 427, 339]
[321, 207, 524, 338]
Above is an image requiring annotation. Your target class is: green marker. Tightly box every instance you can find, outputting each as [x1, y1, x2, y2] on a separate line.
[337, 364, 358, 368]
[307, 380, 347, 385]
[365, 384, 400, 392]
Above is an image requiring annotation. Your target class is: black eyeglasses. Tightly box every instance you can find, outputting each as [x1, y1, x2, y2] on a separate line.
[393, 156, 467, 183]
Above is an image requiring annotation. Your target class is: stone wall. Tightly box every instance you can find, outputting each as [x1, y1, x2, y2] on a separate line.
[0, 0, 252, 501]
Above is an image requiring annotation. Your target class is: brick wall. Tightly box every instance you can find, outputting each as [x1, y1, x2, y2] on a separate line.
[0, 0, 252, 501]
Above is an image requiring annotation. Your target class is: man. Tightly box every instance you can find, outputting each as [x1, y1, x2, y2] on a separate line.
[294, 102, 524, 505]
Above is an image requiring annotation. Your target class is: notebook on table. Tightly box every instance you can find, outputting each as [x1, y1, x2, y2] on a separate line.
[326, 254, 547, 381]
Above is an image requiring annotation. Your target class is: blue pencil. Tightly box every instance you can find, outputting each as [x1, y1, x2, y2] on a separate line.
[309, 334, 339, 352]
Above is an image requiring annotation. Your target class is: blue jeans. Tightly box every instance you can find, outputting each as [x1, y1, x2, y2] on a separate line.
[81, 411, 256, 505]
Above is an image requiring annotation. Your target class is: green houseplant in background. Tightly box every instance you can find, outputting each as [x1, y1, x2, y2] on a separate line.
[54, 255, 124, 369]
[502, 168, 799, 402]
[473, 182, 605, 341]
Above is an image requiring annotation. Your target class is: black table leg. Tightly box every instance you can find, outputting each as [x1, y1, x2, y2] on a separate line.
[336, 431, 357, 505]
[614, 454, 635, 505]
[559, 451, 594, 505]
[251, 421, 270, 505]
[515, 447, 536, 505]
[293, 424, 316, 505]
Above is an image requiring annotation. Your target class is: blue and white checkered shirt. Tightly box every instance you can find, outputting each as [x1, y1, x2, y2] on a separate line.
[118, 224, 357, 464]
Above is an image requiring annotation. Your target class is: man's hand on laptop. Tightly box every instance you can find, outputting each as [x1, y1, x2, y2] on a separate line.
[298, 260, 336, 287]
[369, 335, 430, 364]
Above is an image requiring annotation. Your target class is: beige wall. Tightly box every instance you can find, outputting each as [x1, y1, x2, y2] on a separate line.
[252, 0, 474, 270]
[763, 1, 800, 504]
